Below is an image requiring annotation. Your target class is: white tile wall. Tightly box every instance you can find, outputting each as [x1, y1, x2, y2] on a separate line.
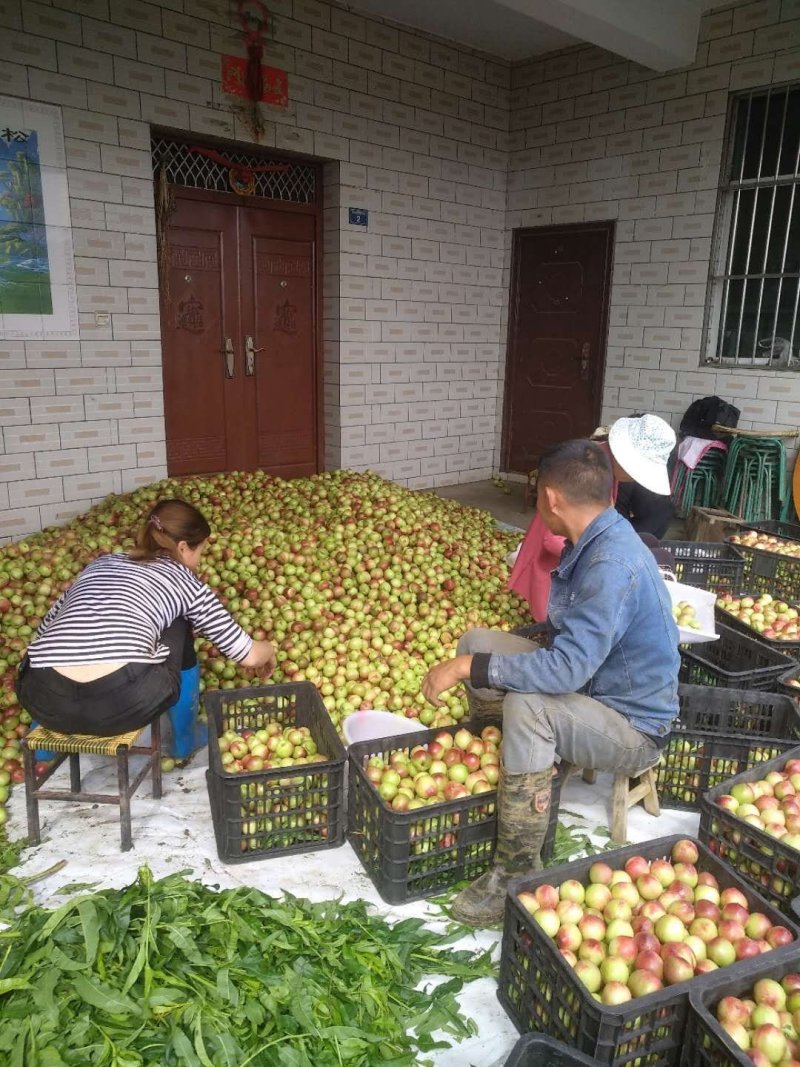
[0, 0, 513, 536]
[507, 0, 800, 454]
[2, 0, 800, 537]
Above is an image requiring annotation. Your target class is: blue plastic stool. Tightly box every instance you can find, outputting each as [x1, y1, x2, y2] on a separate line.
[167, 665, 207, 760]
[30, 722, 55, 761]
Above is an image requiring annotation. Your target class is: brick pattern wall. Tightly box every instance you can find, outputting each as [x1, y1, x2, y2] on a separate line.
[505, 0, 800, 451]
[0, 0, 512, 541]
[2, 0, 800, 542]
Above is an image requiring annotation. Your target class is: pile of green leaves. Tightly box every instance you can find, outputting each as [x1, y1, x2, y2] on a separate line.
[0, 834, 31, 923]
[0, 866, 494, 1066]
[546, 812, 615, 867]
[0, 834, 25, 876]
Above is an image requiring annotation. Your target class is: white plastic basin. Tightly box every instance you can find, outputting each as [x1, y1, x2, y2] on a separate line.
[665, 578, 719, 645]
[342, 710, 424, 746]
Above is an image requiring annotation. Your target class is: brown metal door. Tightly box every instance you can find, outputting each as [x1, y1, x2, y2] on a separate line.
[502, 222, 613, 473]
[161, 188, 320, 477]
[161, 196, 245, 475]
[240, 206, 318, 477]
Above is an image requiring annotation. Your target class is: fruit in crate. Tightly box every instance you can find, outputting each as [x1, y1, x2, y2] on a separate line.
[517, 840, 793, 1002]
[714, 756, 800, 851]
[217, 723, 327, 773]
[731, 531, 800, 558]
[364, 725, 501, 809]
[716, 592, 800, 640]
[714, 971, 800, 1061]
[673, 600, 701, 629]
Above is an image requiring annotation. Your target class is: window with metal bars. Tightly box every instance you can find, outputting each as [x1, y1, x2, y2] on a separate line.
[705, 83, 800, 369]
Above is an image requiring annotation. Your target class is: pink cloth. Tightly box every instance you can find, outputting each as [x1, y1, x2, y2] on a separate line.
[507, 519, 565, 622]
[508, 441, 618, 621]
[676, 436, 727, 472]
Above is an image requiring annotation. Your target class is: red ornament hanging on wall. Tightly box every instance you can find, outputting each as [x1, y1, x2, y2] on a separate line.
[221, 1, 288, 139]
[186, 145, 290, 197]
[221, 56, 288, 108]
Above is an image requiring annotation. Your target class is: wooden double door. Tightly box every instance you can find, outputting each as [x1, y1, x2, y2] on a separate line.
[161, 187, 320, 477]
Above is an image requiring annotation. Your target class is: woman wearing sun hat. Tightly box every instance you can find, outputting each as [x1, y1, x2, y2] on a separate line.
[508, 413, 676, 620]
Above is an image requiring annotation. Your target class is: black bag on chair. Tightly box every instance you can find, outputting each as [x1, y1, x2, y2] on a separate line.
[679, 396, 740, 441]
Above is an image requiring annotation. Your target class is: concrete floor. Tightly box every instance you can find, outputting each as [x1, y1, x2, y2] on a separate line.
[435, 478, 532, 531]
[434, 479, 687, 539]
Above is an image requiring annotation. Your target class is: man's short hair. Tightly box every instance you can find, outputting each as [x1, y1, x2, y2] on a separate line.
[538, 439, 613, 506]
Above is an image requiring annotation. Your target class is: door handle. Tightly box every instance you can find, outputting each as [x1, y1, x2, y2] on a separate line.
[579, 341, 590, 380]
[223, 337, 234, 378]
[245, 335, 264, 376]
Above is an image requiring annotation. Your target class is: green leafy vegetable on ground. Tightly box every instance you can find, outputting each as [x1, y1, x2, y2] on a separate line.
[0, 834, 30, 923]
[0, 866, 494, 1066]
[546, 817, 616, 867]
[0, 833, 25, 877]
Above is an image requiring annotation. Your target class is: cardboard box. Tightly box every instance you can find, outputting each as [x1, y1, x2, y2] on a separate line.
[686, 505, 747, 543]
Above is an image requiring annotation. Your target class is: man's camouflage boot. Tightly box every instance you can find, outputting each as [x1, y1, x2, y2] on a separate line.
[450, 765, 553, 927]
[464, 686, 504, 726]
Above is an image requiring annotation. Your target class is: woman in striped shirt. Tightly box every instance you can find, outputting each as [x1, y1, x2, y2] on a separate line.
[17, 499, 276, 737]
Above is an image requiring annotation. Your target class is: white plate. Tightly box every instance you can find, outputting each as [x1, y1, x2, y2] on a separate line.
[665, 579, 719, 644]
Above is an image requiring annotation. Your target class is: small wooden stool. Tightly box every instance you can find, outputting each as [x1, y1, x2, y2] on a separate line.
[581, 766, 661, 843]
[564, 764, 660, 844]
[21, 718, 162, 852]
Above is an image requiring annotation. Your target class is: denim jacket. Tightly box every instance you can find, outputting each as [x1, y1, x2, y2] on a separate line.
[476, 508, 680, 741]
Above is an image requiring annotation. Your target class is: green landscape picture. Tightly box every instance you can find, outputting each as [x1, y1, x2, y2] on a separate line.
[0, 130, 52, 315]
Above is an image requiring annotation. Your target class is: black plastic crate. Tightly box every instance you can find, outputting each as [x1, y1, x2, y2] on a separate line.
[699, 744, 800, 916]
[679, 621, 793, 690]
[505, 1033, 598, 1066]
[204, 683, 346, 863]
[751, 520, 800, 540]
[661, 541, 745, 591]
[715, 590, 800, 653]
[779, 664, 800, 702]
[498, 835, 799, 1067]
[655, 684, 800, 811]
[347, 718, 562, 904]
[684, 948, 800, 1067]
[729, 521, 800, 602]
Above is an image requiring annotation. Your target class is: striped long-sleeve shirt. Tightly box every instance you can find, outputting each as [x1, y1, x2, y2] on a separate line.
[27, 552, 253, 667]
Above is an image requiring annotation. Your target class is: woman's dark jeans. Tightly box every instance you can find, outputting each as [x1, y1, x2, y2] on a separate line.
[16, 618, 196, 736]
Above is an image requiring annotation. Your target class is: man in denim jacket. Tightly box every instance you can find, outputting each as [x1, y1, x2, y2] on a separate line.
[422, 439, 680, 926]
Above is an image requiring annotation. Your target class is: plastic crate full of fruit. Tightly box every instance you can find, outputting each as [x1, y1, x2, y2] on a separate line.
[204, 682, 347, 863]
[498, 836, 799, 1067]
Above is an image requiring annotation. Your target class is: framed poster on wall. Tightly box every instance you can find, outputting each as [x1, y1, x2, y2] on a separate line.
[0, 94, 78, 340]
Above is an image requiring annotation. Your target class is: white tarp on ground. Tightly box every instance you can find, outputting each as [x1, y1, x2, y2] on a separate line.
[7, 750, 698, 1066]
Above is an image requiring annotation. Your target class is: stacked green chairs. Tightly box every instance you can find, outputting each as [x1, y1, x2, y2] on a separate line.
[671, 447, 728, 519]
[720, 435, 788, 523]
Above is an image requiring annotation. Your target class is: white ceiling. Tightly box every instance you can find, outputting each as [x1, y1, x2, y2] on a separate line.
[346, 0, 729, 69]
[346, 0, 579, 61]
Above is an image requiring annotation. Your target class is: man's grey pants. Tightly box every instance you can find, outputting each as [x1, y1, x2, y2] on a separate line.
[458, 628, 660, 776]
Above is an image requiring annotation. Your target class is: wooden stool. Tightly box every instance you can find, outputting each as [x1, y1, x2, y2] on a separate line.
[21, 718, 162, 852]
[563, 764, 660, 844]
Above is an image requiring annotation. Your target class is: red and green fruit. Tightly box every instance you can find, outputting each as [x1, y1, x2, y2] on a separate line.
[713, 757, 800, 854]
[519, 840, 793, 1004]
[715, 970, 800, 1062]
[731, 531, 800, 560]
[0, 469, 528, 827]
[217, 722, 326, 775]
[717, 591, 800, 641]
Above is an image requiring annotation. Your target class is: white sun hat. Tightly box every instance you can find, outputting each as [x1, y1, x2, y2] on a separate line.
[608, 414, 676, 496]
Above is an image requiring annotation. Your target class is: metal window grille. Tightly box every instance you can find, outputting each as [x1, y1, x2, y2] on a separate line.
[150, 137, 317, 204]
[706, 83, 800, 369]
